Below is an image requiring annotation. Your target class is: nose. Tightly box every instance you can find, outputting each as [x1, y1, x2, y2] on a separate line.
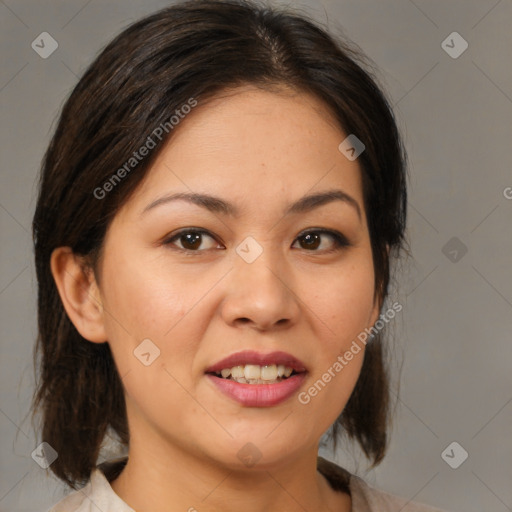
[220, 246, 301, 332]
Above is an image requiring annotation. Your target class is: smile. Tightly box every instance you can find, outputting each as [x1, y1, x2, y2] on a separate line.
[205, 350, 308, 407]
[213, 364, 295, 384]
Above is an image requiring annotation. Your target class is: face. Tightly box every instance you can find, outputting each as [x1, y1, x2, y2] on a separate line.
[95, 85, 380, 469]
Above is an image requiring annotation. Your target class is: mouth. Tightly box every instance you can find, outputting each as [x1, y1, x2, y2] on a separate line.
[209, 364, 299, 384]
[205, 350, 308, 407]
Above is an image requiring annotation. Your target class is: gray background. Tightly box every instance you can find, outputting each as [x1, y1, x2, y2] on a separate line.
[1, 0, 511, 511]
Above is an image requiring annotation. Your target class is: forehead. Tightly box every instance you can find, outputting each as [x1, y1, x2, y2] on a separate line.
[117, 85, 365, 221]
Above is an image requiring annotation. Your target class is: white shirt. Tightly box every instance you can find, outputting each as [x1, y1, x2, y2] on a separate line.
[47, 457, 448, 512]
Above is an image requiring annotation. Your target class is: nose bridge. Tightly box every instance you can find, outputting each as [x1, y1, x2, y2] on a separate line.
[234, 234, 287, 297]
[221, 235, 299, 329]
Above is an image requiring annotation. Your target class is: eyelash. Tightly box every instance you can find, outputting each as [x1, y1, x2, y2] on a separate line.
[162, 228, 350, 255]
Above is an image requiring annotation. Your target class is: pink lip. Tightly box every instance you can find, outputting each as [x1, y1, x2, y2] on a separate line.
[206, 373, 307, 407]
[205, 350, 308, 407]
[205, 350, 307, 373]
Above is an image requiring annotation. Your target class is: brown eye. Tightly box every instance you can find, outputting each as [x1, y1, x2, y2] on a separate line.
[293, 230, 350, 252]
[298, 232, 321, 250]
[164, 230, 220, 251]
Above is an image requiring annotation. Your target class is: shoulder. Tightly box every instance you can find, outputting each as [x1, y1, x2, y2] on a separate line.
[46, 480, 96, 512]
[49, 456, 448, 512]
[47, 461, 133, 512]
[350, 474, 448, 511]
[317, 456, 449, 512]
[46, 487, 88, 512]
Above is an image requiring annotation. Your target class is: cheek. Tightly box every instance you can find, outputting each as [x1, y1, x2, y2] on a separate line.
[296, 256, 375, 415]
[100, 254, 192, 341]
[305, 259, 376, 346]
[98, 257, 199, 425]
[98, 251, 213, 393]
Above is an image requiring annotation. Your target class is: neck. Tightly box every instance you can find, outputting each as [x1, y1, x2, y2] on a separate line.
[110, 431, 350, 512]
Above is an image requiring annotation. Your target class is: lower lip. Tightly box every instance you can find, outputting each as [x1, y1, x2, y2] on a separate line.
[206, 373, 307, 407]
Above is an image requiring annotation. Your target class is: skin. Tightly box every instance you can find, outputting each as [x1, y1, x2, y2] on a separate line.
[51, 85, 382, 512]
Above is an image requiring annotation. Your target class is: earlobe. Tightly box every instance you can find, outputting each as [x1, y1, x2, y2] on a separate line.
[369, 295, 381, 330]
[369, 244, 391, 327]
[369, 282, 385, 331]
[50, 247, 107, 343]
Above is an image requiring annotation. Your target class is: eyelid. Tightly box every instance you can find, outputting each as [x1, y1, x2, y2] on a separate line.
[162, 228, 223, 252]
[296, 227, 349, 242]
[293, 228, 351, 251]
[162, 226, 351, 253]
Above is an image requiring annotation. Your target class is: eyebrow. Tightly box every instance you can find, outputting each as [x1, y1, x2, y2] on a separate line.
[141, 189, 362, 221]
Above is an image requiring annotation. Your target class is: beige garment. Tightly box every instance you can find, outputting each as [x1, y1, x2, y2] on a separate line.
[48, 456, 448, 512]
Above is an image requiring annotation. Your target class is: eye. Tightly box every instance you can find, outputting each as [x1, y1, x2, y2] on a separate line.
[163, 229, 222, 252]
[292, 229, 350, 252]
[162, 228, 350, 254]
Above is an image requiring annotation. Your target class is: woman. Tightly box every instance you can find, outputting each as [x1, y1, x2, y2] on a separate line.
[32, 1, 447, 510]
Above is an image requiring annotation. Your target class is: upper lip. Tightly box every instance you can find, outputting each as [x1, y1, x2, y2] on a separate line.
[205, 350, 307, 374]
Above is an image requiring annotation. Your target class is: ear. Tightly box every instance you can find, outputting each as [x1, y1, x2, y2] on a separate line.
[50, 247, 107, 343]
[369, 242, 391, 327]
[369, 293, 381, 329]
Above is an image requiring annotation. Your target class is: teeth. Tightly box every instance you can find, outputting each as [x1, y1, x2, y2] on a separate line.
[261, 364, 277, 380]
[244, 364, 261, 380]
[231, 366, 244, 378]
[216, 364, 295, 383]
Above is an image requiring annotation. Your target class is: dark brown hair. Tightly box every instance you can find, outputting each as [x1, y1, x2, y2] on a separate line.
[32, 0, 407, 488]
